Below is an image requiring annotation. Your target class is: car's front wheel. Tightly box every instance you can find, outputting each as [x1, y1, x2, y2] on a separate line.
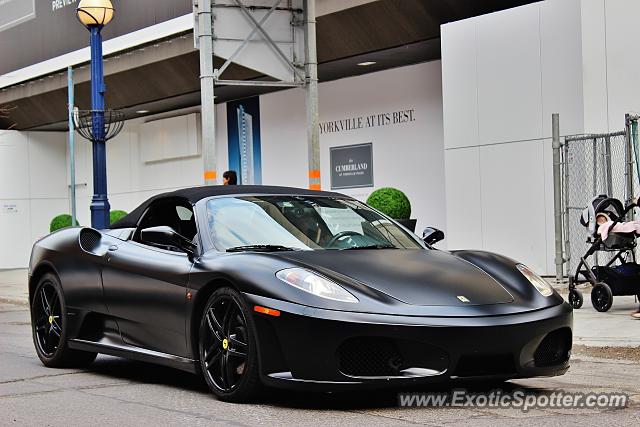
[31, 273, 97, 368]
[198, 287, 260, 402]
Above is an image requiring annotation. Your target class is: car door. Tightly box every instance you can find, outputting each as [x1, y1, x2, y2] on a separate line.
[100, 198, 197, 358]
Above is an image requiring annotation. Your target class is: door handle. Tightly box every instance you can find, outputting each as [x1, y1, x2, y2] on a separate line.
[108, 245, 119, 252]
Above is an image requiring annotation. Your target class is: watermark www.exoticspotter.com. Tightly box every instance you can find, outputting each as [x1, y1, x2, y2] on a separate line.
[398, 389, 628, 412]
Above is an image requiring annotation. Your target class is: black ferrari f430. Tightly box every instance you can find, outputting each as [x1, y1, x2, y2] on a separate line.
[29, 186, 572, 401]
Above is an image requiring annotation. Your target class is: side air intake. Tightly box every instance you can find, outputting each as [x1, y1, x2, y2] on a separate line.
[79, 228, 102, 254]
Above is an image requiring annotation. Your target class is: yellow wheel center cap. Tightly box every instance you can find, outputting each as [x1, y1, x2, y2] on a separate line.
[48, 315, 53, 324]
[222, 338, 229, 350]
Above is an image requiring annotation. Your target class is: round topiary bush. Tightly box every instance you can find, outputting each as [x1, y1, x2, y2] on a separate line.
[110, 210, 128, 225]
[366, 187, 411, 219]
[50, 214, 79, 232]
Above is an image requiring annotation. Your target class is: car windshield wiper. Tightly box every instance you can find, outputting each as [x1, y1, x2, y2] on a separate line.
[340, 244, 397, 250]
[226, 244, 301, 253]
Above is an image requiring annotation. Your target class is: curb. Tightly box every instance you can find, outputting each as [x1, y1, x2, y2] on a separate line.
[0, 297, 29, 306]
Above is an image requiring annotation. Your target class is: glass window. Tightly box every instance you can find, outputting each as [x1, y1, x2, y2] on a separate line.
[176, 205, 193, 221]
[206, 195, 424, 251]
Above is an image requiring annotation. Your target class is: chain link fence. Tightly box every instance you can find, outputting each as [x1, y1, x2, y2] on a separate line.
[561, 131, 630, 275]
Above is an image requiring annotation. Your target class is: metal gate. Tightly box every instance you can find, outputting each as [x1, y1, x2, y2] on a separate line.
[555, 114, 640, 279]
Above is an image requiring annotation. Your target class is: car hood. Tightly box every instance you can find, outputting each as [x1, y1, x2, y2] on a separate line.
[273, 249, 514, 306]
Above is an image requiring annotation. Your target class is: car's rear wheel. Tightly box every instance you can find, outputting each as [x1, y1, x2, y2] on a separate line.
[31, 273, 97, 368]
[198, 287, 260, 402]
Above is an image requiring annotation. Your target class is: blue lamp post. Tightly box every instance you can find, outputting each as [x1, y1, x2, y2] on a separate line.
[76, 0, 114, 229]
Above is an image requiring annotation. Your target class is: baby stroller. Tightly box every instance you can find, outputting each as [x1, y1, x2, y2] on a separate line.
[568, 194, 640, 312]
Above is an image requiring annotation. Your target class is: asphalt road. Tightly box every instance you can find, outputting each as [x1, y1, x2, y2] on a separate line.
[1, 301, 638, 426]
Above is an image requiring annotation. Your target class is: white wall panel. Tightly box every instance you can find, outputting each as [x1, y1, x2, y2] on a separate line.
[0, 131, 69, 268]
[580, 0, 609, 133]
[479, 140, 548, 273]
[105, 130, 134, 197]
[0, 131, 30, 199]
[540, 0, 584, 137]
[260, 88, 308, 188]
[27, 132, 68, 199]
[29, 198, 69, 243]
[444, 147, 483, 250]
[139, 113, 201, 163]
[541, 138, 555, 274]
[440, 19, 479, 150]
[68, 132, 94, 202]
[476, 4, 544, 145]
[604, 0, 640, 131]
[0, 199, 31, 268]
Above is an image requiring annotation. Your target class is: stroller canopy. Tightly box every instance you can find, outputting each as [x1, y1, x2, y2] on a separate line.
[580, 195, 625, 236]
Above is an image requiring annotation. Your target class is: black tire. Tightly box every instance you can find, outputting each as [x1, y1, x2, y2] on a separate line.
[31, 273, 97, 368]
[198, 287, 260, 402]
[568, 289, 583, 309]
[591, 282, 613, 312]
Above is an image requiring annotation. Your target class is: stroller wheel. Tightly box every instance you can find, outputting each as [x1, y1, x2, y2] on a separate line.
[568, 289, 583, 309]
[591, 282, 613, 312]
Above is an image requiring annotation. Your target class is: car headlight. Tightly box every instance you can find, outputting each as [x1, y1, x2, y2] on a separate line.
[516, 264, 554, 297]
[276, 268, 359, 303]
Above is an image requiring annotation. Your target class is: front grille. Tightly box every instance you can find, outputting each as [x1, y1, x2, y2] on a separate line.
[454, 354, 516, 377]
[534, 328, 571, 367]
[338, 337, 403, 377]
[79, 228, 101, 253]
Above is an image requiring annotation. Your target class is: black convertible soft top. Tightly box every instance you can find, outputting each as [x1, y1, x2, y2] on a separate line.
[110, 185, 346, 229]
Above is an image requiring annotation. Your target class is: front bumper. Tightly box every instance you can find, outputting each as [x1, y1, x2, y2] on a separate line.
[245, 293, 573, 390]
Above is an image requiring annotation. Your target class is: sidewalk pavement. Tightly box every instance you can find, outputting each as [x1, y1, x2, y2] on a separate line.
[0, 269, 30, 306]
[1, 269, 639, 347]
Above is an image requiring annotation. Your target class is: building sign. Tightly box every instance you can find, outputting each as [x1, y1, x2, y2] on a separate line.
[320, 108, 415, 135]
[227, 97, 262, 185]
[0, 0, 192, 75]
[1, 203, 18, 214]
[51, 0, 78, 12]
[0, 0, 35, 32]
[330, 143, 373, 190]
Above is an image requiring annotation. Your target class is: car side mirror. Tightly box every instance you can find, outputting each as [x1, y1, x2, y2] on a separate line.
[422, 227, 445, 246]
[140, 226, 195, 255]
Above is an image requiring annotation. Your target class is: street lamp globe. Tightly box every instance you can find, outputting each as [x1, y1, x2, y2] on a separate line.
[76, 0, 114, 28]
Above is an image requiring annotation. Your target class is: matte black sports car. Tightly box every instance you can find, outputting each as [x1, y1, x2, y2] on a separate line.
[29, 186, 572, 402]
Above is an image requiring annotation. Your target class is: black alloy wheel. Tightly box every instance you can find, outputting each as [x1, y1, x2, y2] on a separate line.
[591, 282, 613, 312]
[199, 287, 260, 402]
[31, 273, 97, 367]
[33, 280, 62, 357]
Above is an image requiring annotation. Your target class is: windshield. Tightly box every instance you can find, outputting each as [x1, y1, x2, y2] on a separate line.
[205, 195, 424, 251]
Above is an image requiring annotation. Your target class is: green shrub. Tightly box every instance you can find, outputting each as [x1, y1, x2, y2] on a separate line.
[50, 214, 79, 232]
[366, 187, 411, 219]
[110, 210, 128, 225]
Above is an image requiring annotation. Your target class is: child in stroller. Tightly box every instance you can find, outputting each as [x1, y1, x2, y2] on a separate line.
[569, 194, 640, 315]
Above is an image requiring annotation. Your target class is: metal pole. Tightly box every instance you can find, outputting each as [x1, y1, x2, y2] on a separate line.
[632, 118, 639, 190]
[552, 113, 564, 283]
[197, 0, 217, 185]
[304, 0, 320, 190]
[592, 138, 597, 194]
[89, 25, 110, 229]
[67, 66, 77, 227]
[563, 140, 571, 264]
[604, 135, 613, 196]
[625, 113, 634, 210]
